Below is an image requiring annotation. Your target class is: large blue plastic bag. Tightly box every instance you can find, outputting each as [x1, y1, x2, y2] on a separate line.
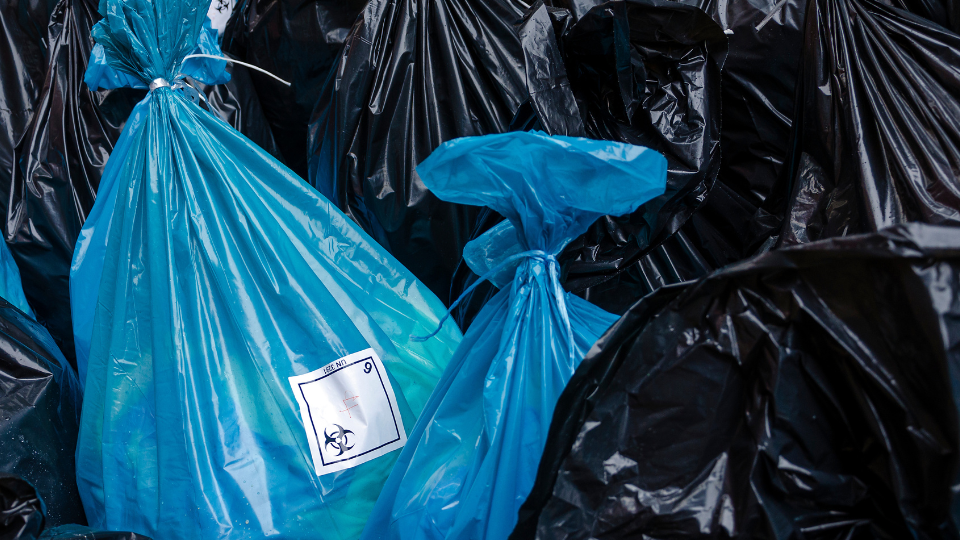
[69, 1, 462, 539]
[360, 131, 667, 540]
[70, 19, 232, 385]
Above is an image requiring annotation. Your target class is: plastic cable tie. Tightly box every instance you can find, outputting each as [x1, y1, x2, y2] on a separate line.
[149, 78, 171, 91]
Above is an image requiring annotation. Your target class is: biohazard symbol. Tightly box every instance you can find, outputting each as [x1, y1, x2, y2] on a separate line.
[324, 424, 355, 456]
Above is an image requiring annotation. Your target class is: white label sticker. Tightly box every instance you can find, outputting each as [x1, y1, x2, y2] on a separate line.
[289, 349, 406, 475]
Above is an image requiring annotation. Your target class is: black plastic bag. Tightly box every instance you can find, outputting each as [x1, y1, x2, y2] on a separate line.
[672, 0, 806, 270]
[1, 475, 45, 540]
[2, 0, 143, 368]
[885, 0, 960, 32]
[0, 298, 83, 529]
[541, 0, 816, 313]
[0, 476, 153, 540]
[0, 0, 58, 199]
[512, 223, 960, 540]
[307, 0, 584, 304]
[779, 0, 960, 246]
[1, 0, 280, 368]
[222, 0, 368, 176]
[537, 0, 727, 312]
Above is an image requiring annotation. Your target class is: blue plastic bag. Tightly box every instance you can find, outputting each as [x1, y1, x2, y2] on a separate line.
[360, 131, 667, 540]
[70, 1, 461, 538]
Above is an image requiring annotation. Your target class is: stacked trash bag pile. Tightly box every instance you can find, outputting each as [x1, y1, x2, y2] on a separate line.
[2, 0, 960, 536]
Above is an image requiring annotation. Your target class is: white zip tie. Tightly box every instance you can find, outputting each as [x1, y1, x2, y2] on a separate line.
[181, 53, 292, 86]
[755, 0, 789, 31]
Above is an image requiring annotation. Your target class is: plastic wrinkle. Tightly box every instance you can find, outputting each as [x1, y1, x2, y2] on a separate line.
[306, 0, 573, 314]
[223, 0, 369, 176]
[512, 223, 960, 540]
[0, 298, 84, 530]
[778, 0, 960, 246]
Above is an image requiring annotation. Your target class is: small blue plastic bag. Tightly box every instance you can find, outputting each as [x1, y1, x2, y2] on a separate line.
[360, 131, 667, 540]
[69, 1, 461, 539]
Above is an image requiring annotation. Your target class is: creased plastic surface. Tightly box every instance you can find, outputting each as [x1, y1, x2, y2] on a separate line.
[780, 0, 960, 245]
[307, 0, 586, 308]
[0, 477, 154, 540]
[524, 0, 809, 313]
[360, 132, 665, 540]
[0, 298, 84, 529]
[512, 223, 960, 540]
[1, 475, 46, 540]
[70, 0, 461, 538]
[0, 0, 58, 210]
[540, 0, 726, 312]
[2, 0, 143, 369]
[221, 0, 367, 176]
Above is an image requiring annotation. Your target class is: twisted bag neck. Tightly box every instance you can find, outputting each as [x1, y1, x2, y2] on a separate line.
[412, 249, 575, 360]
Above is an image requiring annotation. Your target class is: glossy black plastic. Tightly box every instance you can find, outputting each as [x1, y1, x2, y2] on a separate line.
[0, 0, 57, 206]
[1, 475, 45, 540]
[513, 224, 960, 540]
[0, 298, 83, 529]
[306, 0, 564, 304]
[547, 0, 809, 312]
[0, 476, 154, 540]
[222, 0, 367, 176]
[779, 0, 960, 246]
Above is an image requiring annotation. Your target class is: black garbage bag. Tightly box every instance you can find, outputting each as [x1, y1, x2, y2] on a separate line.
[886, 0, 960, 32]
[0, 298, 83, 528]
[0, 0, 58, 196]
[2, 0, 280, 369]
[306, 0, 586, 305]
[222, 0, 368, 176]
[2, 0, 143, 368]
[1, 475, 45, 540]
[0, 476, 154, 540]
[539, 0, 817, 313]
[512, 223, 960, 540]
[538, 0, 728, 312]
[672, 0, 807, 271]
[779, 0, 960, 246]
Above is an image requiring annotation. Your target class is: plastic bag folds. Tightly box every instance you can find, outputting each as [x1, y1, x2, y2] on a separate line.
[360, 132, 666, 540]
[2, 0, 143, 369]
[222, 0, 368, 176]
[0, 298, 84, 529]
[307, 0, 587, 307]
[539, 0, 728, 311]
[0, 0, 58, 196]
[71, 0, 460, 538]
[779, 0, 960, 245]
[0, 475, 154, 540]
[512, 223, 960, 540]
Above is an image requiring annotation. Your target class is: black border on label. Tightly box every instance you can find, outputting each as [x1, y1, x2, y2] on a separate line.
[297, 355, 402, 468]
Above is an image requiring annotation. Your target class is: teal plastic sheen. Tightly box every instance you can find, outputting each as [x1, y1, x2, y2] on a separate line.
[0, 238, 34, 317]
[360, 131, 668, 540]
[69, 1, 461, 539]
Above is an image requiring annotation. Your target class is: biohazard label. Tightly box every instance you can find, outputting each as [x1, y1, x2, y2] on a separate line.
[289, 349, 406, 475]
